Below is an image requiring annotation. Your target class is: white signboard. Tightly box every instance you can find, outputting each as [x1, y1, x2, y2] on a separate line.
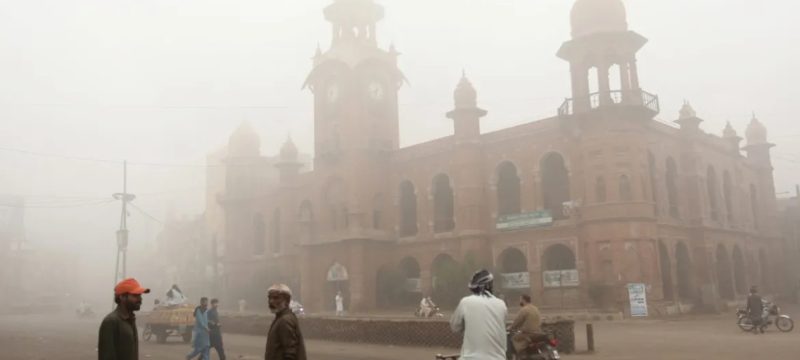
[627, 283, 648, 317]
[501, 272, 530, 289]
[326, 262, 349, 282]
[542, 269, 580, 288]
[405, 278, 422, 292]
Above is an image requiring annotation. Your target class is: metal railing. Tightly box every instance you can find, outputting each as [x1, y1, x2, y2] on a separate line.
[558, 89, 659, 117]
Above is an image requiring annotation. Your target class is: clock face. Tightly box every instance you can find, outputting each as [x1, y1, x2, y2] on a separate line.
[367, 81, 385, 101]
[326, 84, 340, 104]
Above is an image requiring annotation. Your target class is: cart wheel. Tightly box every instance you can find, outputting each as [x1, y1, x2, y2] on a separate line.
[142, 324, 153, 341]
[154, 326, 168, 344]
[182, 329, 192, 343]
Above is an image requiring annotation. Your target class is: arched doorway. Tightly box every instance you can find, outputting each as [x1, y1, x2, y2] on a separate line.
[431, 254, 462, 308]
[376, 264, 400, 308]
[675, 242, 693, 300]
[540, 153, 570, 219]
[715, 245, 734, 300]
[498, 247, 529, 299]
[658, 241, 674, 300]
[399, 256, 422, 305]
[542, 244, 578, 308]
[732, 246, 747, 295]
[324, 262, 350, 312]
[759, 249, 769, 292]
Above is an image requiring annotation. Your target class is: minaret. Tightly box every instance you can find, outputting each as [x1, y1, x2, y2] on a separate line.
[744, 114, 778, 234]
[446, 72, 487, 143]
[446, 72, 488, 235]
[722, 122, 742, 155]
[674, 101, 702, 133]
[275, 136, 302, 185]
[557, 0, 656, 116]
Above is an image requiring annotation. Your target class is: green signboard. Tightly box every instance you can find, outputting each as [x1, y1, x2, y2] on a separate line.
[496, 210, 553, 231]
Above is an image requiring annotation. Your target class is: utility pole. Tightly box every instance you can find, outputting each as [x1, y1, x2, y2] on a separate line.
[112, 161, 136, 289]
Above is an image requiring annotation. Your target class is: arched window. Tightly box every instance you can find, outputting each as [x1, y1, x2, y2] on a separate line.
[540, 153, 570, 219]
[707, 166, 720, 221]
[619, 174, 632, 202]
[325, 178, 347, 231]
[675, 242, 693, 300]
[272, 209, 281, 254]
[648, 151, 659, 214]
[715, 244, 734, 300]
[298, 200, 314, 244]
[723, 171, 734, 222]
[432, 174, 455, 233]
[399, 181, 418, 237]
[543, 244, 576, 271]
[750, 184, 759, 229]
[372, 193, 384, 230]
[496, 162, 521, 216]
[253, 213, 265, 255]
[665, 157, 679, 218]
[732, 246, 746, 295]
[595, 176, 607, 203]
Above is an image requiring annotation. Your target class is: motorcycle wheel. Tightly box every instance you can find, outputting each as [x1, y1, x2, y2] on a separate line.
[737, 316, 755, 332]
[776, 316, 794, 332]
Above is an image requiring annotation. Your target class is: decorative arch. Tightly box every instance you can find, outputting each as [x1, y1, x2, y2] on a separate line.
[253, 213, 265, 255]
[540, 152, 570, 219]
[325, 261, 350, 311]
[543, 244, 576, 271]
[619, 174, 633, 202]
[498, 247, 528, 274]
[675, 242, 693, 300]
[723, 171, 734, 222]
[398, 180, 418, 237]
[496, 162, 521, 216]
[595, 176, 607, 203]
[707, 166, 720, 221]
[432, 174, 455, 233]
[732, 245, 746, 295]
[272, 209, 281, 254]
[666, 157, 679, 218]
[658, 240, 674, 300]
[716, 244, 735, 300]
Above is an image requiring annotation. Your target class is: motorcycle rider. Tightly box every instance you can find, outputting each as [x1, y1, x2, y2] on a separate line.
[450, 269, 508, 360]
[420, 295, 433, 318]
[746, 286, 764, 334]
[508, 294, 547, 357]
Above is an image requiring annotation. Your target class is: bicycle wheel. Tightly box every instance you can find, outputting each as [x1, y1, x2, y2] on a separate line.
[142, 324, 153, 341]
[776, 317, 794, 332]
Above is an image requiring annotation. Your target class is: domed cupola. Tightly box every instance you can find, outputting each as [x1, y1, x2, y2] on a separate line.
[570, 0, 628, 39]
[228, 121, 261, 157]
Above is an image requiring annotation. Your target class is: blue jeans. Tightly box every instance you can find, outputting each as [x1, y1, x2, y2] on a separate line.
[186, 346, 210, 360]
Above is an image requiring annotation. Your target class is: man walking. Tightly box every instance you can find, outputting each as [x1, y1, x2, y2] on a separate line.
[207, 299, 226, 360]
[335, 291, 344, 317]
[450, 269, 508, 360]
[98, 278, 150, 360]
[186, 297, 211, 360]
[265, 284, 307, 360]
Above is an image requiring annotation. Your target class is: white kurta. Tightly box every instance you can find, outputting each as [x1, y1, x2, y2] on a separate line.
[450, 293, 508, 360]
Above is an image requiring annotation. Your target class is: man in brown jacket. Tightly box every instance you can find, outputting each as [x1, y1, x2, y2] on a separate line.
[265, 284, 307, 360]
[508, 294, 545, 355]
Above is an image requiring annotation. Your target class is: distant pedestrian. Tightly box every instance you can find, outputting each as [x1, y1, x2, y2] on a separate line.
[335, 291, 344, 316]
[265, 284, 307, 360]
[98, 277, 150, 360]
[186, 297, 210, 360]
[207, 299, 226, 360]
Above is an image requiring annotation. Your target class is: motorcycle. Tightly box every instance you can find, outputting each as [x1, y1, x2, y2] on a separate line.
[290, 300, 306, 317]
[737, 301, 794, 333]
[415, 305, 444, 318]
[508, 332, 560, 360]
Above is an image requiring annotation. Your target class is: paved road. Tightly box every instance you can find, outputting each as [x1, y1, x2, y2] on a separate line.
[2, 309, 800, 360]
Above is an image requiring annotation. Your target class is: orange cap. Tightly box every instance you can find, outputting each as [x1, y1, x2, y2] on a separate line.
[114, 278, 150, 296]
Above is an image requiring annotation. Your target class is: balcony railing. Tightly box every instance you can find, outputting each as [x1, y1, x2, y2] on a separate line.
[558, 89, 659, 117]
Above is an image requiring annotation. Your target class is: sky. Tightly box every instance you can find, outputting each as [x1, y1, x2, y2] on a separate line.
[1, 0, 799, 268]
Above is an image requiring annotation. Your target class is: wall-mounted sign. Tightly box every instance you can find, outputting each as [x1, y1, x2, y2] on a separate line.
[500, 272, 530, 289]
[627, 283, 648, 317]
[326, 262, 349, 282]
[496, 210, 553, 231]
[542, 269, 579, 288]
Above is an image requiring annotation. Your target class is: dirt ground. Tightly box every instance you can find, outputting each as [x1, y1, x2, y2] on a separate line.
[2, 307, 800, 360]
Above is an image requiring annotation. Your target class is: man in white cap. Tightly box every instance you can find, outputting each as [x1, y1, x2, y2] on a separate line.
[264, 284, 307, 360]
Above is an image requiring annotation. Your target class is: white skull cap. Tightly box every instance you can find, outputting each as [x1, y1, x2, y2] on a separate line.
[267, 283, 293, 297]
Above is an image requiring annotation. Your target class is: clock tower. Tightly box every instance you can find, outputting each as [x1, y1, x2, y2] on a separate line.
[304, 0, 404, 164]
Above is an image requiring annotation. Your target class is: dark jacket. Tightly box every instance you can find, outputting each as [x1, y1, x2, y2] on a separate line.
[747, 293, 764, 317]
[98, 308, 139, 360]
[265, 308, 307, 360]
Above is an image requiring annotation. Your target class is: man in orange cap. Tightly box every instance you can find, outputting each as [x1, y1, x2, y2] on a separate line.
[98, 278, 150, 360]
